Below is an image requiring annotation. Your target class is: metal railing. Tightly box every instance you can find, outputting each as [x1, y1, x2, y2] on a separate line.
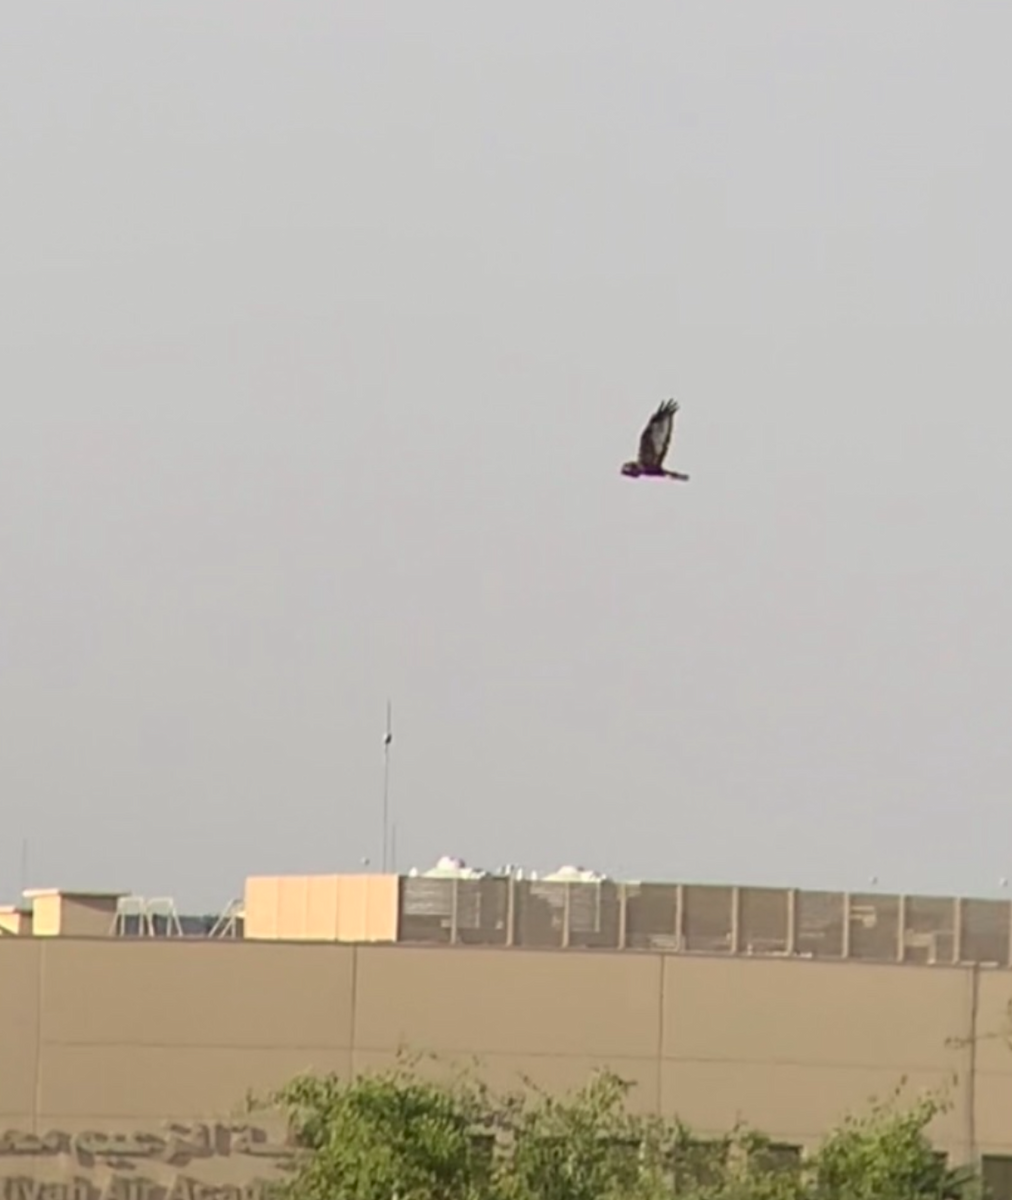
[397, 876, 1011, 966]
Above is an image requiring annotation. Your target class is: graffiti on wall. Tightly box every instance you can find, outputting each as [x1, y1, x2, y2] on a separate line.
[0, 1124, 301, 1200]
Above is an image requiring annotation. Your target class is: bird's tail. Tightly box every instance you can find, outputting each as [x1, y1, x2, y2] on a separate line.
[666, 471, 690, 482]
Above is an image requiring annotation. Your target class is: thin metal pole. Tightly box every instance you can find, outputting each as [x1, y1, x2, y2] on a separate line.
[382, 701, 392, 872]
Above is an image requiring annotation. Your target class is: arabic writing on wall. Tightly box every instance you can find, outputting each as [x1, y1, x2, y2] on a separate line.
[0, 1125, 299, 1200]
[0, 1127, 297, 1171]
[0, 1176, 284, 1200]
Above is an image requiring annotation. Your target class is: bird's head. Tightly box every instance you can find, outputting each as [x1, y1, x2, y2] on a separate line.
[620, 461, 641, 477]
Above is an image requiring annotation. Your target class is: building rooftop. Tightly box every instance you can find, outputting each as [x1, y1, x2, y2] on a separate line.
[5, 858, 1011, 972]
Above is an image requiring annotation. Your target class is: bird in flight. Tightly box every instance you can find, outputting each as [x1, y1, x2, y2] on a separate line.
[620, 399, 690, 481]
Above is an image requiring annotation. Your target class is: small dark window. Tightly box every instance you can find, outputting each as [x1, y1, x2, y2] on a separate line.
[469, 1132, 495, 1165]
[670, 1139, 728, 1192]
[599, 1135, 641, 1167]
[983, 1155, 1012, 1200]
[752, 1142, 802, 1173]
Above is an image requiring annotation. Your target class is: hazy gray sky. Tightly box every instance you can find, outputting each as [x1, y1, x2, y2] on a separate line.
[2, 3, 1011, 911]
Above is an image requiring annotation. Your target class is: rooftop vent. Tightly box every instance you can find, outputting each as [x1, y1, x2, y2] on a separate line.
[543, 865, 609, 883]
[420, 856, 488, 880]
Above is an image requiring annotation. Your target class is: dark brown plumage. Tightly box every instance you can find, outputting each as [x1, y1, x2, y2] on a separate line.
[621, 399, 689, 480]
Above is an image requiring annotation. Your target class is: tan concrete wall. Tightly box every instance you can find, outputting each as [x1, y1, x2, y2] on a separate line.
[0, 907, 30, 936]
[243, 875, 398, 942]
[24, 892, 123, 938]
[0, 938, 1008, 1200]
[334, 875, 398, 942]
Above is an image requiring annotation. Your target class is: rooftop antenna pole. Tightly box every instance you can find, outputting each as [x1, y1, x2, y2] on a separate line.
[382, 700, 393, 872]
[19, 839, 28, 897]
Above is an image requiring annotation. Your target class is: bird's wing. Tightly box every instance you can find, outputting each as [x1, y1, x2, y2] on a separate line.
[638, 400, 678, 468]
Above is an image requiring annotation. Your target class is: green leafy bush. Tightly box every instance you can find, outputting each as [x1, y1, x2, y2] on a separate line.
[261, 1056, 980, 1200]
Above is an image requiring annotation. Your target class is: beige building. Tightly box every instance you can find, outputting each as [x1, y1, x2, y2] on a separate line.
[2, 870, 1012, 1200]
